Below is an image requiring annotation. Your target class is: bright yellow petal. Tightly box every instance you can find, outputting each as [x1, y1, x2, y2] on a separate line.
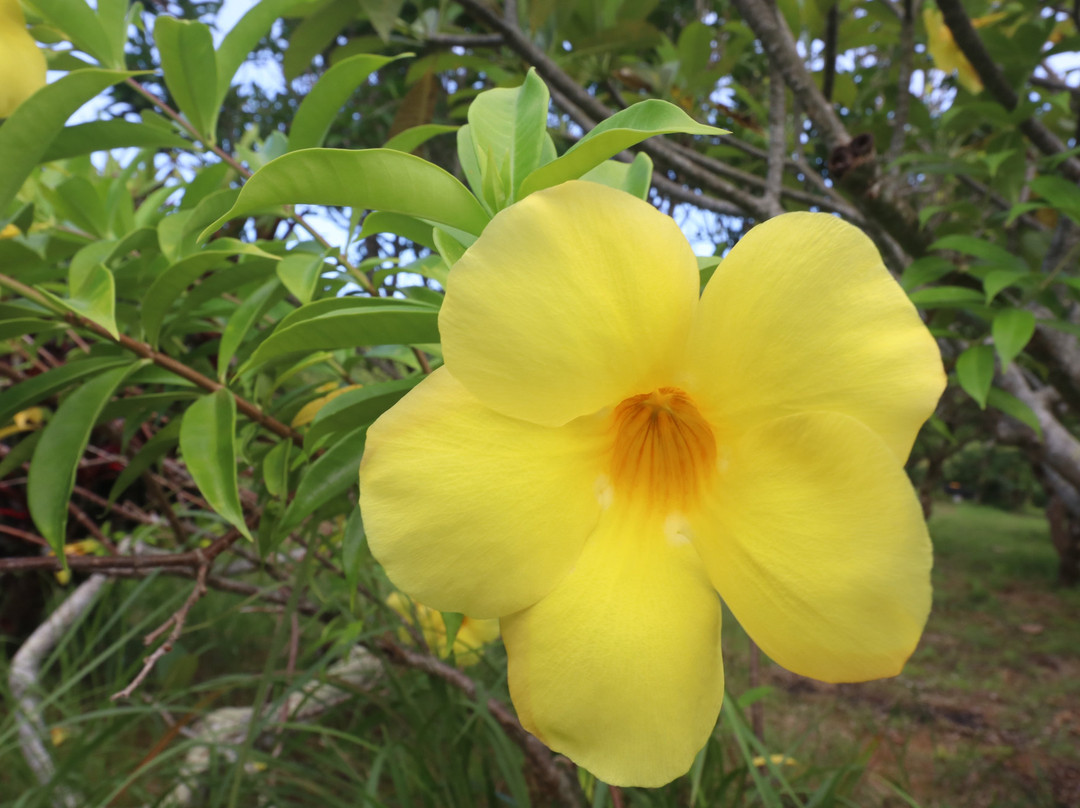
[360, 367, 606, 618]
[693, 412, 932, 683]
[440, 180, 699, 427]
[502, 506, 724, 787]
[687, 212, 944, 461]
[0, 1, 47, 118]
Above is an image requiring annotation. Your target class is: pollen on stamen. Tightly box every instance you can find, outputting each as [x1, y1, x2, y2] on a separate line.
[608, 387, 717, 510]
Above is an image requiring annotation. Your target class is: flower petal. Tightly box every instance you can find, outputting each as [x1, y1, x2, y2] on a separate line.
[502, 506, 724, 787]
[440, 180, 699, 427]
[359, 367, 605, 618]
[687, 212, 944, 461]
[693, 412, 932, 683]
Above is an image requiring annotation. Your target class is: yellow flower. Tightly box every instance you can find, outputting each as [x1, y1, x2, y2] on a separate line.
[923, 6, 1007, 94]
[386, 591, 499, 667]
[358, 181, 944, 786]
[291, 383, 363, 428]
[752, 753, 797, 768]
[0, 0, 46, 117]
[0, 222, 22, 239]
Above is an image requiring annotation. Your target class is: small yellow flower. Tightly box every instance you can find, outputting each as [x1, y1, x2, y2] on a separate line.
[0, 406, 46, 440]
[0, 0, 47, 117]
[291, 384, 363, 427]
[0, 222, 21, 239]
[359, 181, 944, 786]
[386, 591, 499, 667]
[752, 753, 797, 768]
[51, 538, 104, 585]
[923, 6, 1007, 94]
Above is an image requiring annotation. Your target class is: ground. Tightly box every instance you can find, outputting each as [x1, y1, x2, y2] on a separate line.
[720, 502, 1080, 808]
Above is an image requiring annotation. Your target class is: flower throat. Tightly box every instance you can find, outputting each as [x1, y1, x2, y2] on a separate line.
[609, 387, 717, 510]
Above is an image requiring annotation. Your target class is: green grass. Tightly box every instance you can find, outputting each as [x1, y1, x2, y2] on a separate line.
[3, 501, 1077, 807]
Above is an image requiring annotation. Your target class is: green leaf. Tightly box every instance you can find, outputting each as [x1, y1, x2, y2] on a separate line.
[358, 0, 403, 41]
[955, 345, 995, 409]
[215, 0, 302, 106]
[983, 269, 1030, 302]
[467, 68, 551, 206]
[359, 211, 437, 251]
[290, 53, 404, 151]
[0, 356, 130, 425]
[279, 425, 366, 533]
[218, 277, 286, 380]
[900, 256, 953, 291]
[580, 153, 653, 199]
[928, 234, 1027, 272]
[991, 309, 1036, 371]
[432, 227, 466, 267]
[0, 318, 65, 341]
[383, 124, 458, 153]
[179, 389, 252, 540]
[45, 263, 118, 338]
[27, 363, 135, 552]
[908, 286, 986, 308]
[276, 251, 325, 304]
[282, 0, 359, 80]
[342, 508, 366, 611]
[30, 0, 121, 67]
[42, 120, 192, 162]
[519, 99, 727, 197]
[108, 418, 182, 502]
[1030, 174, 1080, 223]
[155, 17, 219, 143]
[143, 245, 278, 347]
[262, 439, 292, 499]
[304, 377, 419, 448]
[200, 149, 491, 241]
[242, 300, 440, 372]
[986, 387, 1041, 437]
[0, 69, 140, 212]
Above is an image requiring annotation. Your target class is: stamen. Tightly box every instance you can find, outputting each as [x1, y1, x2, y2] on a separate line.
[609, 388, 717, 510]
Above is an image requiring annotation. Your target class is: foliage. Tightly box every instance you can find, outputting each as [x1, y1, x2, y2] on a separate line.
[3, 0, 1080, 803]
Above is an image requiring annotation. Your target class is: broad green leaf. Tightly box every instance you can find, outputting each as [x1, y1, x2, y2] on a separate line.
[359, 211, 437, 251]
[519, 99, 727, 197]
[218, 277, 286, 380]
[0, 318, 65, 341]
[0, 432, 41, 481]
[179, 389, 252, 540]
[143, 245, 278, 347]
[908, 286, 985, 308]
[200, 149, 491, 241]
[282, 0, 359, 80]
[42, 120, 191, 162]
[1030, 175, 1080, 223]
[0, 69, 139, 212]
[44, 263, 118, 338]
[900, 256, 953, 291]
[108, 418, 182, 502]
[983, 269, 1030, 302]
[358, 0, 403, 41]
[275, 294, 437, 332]
[991, 309, 1036, 371]
[581, 153, 653, 199]
[155, 17, 219, 143]
[290, 53, 403, 151]
[29, 0, 120, 67]
[276, 251, 326, 304]
[304, 377, 419, 448]
[467, 68, 551, 206]
[928, 234, 1027, 272]
[279, 425, 366, 533]
[986, 387, 1041, 437]
[215, 0, 302, 105]
[262, 439, 292, 499]
[242, 301, 440, 372]
[27, 363, 135, 552]
[433, 227, 466, 267]
[383, 124, 458, 153]
[955, 345, 995, 409]
[0, 356, 130, 425]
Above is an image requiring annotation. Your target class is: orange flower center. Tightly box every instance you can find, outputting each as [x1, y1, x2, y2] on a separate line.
[609, 387, 717, 510]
